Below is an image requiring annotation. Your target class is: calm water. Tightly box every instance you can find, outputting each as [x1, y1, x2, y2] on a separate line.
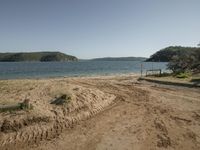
[0, 61, 168, 79]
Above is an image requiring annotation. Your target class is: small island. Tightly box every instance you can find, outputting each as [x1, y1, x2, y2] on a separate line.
[91, 57, 147, 61]
[0, 52, 78, 62]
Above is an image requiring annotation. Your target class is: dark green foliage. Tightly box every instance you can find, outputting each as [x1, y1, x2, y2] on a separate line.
[50, 94, 71, 105]
[0, 102, 33, 113]
[19, 102, 33, 110]
[167, 48, 200, 74]
[146, 46, 200, 62]
[146, 46, 200, 74]
[0, 104, 21, 113]
[175, 72, 191, 78]
[0, 52, 78, 62]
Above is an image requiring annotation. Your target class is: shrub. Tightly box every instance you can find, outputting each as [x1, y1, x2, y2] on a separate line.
[175, 72, 191, 79]
[0, 100, 33, 113]
[50, 94, 71, 105]
[167, 49, 200, 74]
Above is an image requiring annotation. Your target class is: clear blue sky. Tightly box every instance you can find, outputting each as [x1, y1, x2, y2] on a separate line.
[0, 0, 199, 59]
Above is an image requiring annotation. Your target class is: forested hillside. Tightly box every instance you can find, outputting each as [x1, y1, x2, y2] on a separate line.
[146, 46, 200, 62]
[0, 52, 78, 62]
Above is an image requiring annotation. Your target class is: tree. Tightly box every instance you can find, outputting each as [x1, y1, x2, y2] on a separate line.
[146, 46, 199, 62]
[168, 54, 194, 73]
[198, 42, 200, 47]
[167, 49, 200, 74]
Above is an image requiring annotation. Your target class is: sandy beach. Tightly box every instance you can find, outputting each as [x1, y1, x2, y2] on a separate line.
[0, 74, 200, 150]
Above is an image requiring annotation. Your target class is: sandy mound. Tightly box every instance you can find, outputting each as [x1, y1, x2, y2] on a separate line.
[0, 79, 116, 150]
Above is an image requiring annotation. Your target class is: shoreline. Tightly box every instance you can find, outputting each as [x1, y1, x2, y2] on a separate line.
[0, 72, 141, 81]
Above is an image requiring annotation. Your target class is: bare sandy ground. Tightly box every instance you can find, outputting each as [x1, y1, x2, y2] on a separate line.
[0, 74, 200, 150]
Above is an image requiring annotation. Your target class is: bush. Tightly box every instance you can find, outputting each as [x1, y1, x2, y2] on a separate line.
[175, 72, 191, 79]
[50, 94, 71, 105]
[167, 49, 200, 74]
[0, 100, 33, 113]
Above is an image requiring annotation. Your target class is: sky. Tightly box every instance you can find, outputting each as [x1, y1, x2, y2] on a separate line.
[0, 0, 200, 59]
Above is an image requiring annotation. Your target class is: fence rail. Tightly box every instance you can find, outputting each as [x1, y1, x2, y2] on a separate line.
[146, 69, 161, 76]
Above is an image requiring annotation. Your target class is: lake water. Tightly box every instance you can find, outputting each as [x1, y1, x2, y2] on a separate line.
[0, 61, 168, 79]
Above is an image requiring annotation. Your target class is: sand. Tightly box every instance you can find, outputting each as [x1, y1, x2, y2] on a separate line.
[0, 74, 200, 150]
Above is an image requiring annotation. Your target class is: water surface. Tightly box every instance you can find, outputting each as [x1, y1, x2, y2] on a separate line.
[0, 61, 168, 79]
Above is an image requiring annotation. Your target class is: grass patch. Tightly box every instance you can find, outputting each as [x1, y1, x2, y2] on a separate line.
[50, 94, 71, 105]
[0, 100, 33, 113]
[175, 72, 191, 79]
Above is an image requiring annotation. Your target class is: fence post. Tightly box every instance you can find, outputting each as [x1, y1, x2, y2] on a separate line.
[140, 63, 143, 77]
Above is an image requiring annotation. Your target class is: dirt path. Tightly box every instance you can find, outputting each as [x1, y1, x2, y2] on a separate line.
[0, 75, 200, 150]
[30, 76, 200, 150]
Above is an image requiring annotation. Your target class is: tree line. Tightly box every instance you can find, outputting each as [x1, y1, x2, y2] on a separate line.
[146, 46, 200, 74]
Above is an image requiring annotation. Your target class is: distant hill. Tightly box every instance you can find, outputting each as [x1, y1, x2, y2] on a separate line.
[91, 57, 147, 61]
[0, 52, 78, 62]
[146, 46, 200, 62]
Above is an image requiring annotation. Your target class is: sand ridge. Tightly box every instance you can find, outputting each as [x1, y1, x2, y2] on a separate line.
[0, 78, 116, 149]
